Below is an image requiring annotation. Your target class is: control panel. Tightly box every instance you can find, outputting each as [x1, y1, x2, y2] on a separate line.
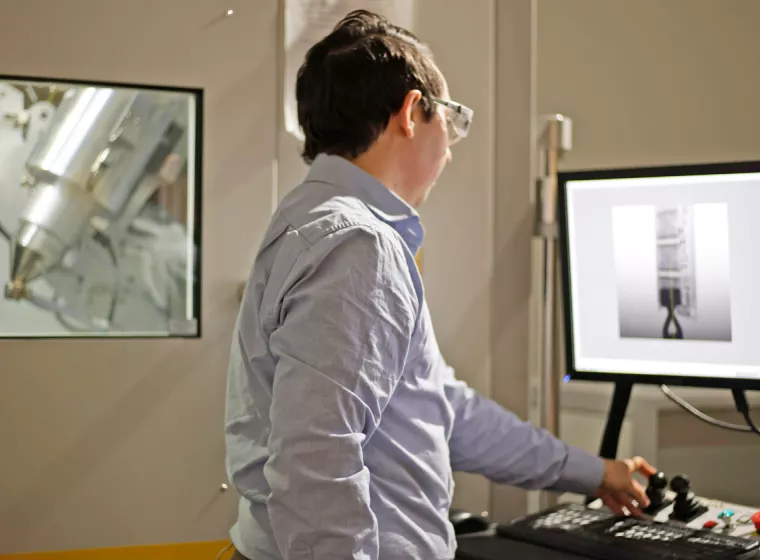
[590, 471, 760, 544]
[499, 502, 759, 560]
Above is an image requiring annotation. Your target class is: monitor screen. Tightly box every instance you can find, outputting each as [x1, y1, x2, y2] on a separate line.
[559, 161, 760, 389]
[0, 75, 202, 338]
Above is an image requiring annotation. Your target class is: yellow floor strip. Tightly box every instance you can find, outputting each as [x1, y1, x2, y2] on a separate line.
[0, 541, 232, 560]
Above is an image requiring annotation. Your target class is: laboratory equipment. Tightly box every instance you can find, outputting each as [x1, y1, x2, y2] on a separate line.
[558, 160, 760, 390]
[532, 114, 573, 511]
[498, 500, 760, 560]
[0, 76, 202, 337]
[544, 160, 760, 557]
[656, 205, 697, 339]
[557, 159, 760, 465]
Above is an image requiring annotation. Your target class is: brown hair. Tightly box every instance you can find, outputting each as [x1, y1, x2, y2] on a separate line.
[296, 9, 445, 164]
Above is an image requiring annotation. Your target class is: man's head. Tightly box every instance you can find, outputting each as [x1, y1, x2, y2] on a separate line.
[296, 10, 473, 208]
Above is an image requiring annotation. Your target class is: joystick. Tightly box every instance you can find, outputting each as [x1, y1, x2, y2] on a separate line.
[643, 471, 672, 514]
[669, 474, 708, 523]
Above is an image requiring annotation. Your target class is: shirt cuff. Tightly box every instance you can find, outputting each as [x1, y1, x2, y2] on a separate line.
[551, 445, 605, 496]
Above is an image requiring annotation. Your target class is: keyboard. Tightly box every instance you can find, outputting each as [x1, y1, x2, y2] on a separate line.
[497, 503, 759, 560]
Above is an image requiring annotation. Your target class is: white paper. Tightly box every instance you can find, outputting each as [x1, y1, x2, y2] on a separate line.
[284, 0, 415, 141]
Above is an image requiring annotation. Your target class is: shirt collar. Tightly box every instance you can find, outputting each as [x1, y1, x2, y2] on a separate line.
[304, 154, 425, 255]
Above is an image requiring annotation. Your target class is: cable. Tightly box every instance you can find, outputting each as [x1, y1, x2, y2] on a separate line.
[53, 233, 121, 332]
[659, 385, 753, 432]
[0, 220, 11, 241]
[215, 543, 234, 560]
[92, 230, 121, 323]
[731, 388, 760, 437]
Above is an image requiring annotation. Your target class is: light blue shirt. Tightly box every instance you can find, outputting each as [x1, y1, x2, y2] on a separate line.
[225, 154, 605, 560]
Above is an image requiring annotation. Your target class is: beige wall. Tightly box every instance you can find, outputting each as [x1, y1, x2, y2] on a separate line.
[538, 0, 760, 170]
[0, 0, 277, 553]
[489, 0, 538, 522]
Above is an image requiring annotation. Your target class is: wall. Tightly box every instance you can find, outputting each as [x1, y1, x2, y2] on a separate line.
[489, 0, 538, 522]
[538, 0, 760, 170]
[0, 0, 277, 553]
[538, 0, 760, 504]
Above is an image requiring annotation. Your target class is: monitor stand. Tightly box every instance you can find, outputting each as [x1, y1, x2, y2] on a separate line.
[598, 380, 634, 460]
[582, 380, 633, 506]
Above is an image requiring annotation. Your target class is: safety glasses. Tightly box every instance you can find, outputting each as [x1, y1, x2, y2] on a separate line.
[434, 98, 474, 145]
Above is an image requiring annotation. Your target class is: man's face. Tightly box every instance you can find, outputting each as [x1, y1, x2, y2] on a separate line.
[386, 68, 454, 209]
[400, 83, 453, 208]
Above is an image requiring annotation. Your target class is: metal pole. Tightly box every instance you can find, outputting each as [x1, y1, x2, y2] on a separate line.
[535, 114, 572, 510]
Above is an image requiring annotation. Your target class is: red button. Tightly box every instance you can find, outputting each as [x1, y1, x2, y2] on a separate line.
[703, 520, 718, 529]
[751, 512, 760, 532]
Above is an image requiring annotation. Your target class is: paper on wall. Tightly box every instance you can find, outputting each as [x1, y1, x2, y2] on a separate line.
[283, 0, 415, 141]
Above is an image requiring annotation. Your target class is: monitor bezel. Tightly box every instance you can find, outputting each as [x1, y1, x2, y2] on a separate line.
[0, 73, 204, 340]
[558, 159, 760, 391]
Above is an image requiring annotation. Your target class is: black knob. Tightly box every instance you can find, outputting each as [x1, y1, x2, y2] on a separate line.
[649, 471, 668, 490]
[644, 471, 670, 514]
[669, 473, 707, 523]
[670, 474, 691, 494]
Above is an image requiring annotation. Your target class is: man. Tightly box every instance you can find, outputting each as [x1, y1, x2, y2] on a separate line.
[225, 9, 655, 560]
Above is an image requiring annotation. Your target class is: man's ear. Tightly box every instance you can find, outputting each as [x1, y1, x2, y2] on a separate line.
[397, 89, 423, 138]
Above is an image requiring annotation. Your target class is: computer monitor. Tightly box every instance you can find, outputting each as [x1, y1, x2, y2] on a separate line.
[559, 160, 760, 391]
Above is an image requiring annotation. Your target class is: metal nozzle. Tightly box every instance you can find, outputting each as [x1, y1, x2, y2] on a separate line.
[6, 87, 134, 290]
[5, 279, 29, 300]
[9, 181, 97, 290]
[10, 223, 65, 284]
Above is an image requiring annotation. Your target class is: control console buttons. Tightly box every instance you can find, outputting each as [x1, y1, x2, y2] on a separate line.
[717, 510, 736, 531]
[751, 511, 760, 532]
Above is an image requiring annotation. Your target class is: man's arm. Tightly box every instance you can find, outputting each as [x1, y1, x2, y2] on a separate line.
[265, 227, 418, 560]
[442, 363, 605, 495]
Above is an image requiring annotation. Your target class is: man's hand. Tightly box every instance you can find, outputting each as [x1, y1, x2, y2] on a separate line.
[595, 456, 657, 517]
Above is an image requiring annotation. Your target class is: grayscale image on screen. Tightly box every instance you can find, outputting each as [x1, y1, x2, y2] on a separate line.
[612, 203, 731, 342]
[0, 76, 202, 337]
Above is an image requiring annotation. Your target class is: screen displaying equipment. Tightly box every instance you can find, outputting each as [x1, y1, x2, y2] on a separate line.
[0, 75, 202, 338]
[559, 160, 760, 389]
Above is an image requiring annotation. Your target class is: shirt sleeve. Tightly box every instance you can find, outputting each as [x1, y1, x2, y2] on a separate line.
[442, 363, 605, 495]
[265, 226, 418, 560]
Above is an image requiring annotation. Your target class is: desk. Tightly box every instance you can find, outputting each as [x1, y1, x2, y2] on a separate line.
[455, 536, 587, 560]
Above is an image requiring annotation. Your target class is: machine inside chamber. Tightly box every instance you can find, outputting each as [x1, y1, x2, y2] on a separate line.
[0, 77, 202, 338]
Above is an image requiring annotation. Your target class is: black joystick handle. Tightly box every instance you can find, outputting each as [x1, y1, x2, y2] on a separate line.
[644, 471, 670, 514]
[669, 473, 707, 523]
[649, 472, 668, 490]
[670, 474, 691, 495]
